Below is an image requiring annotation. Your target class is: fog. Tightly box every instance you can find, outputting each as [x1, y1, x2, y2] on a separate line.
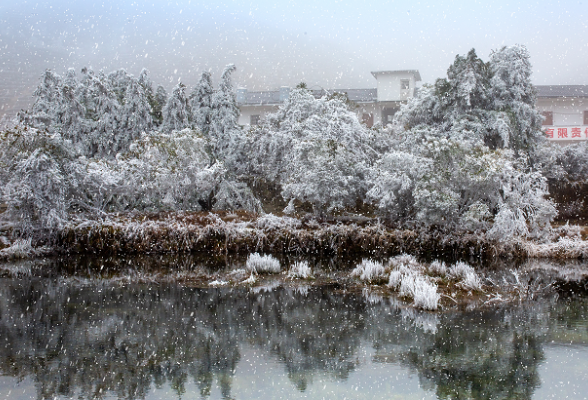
[1, 0, 587, 118]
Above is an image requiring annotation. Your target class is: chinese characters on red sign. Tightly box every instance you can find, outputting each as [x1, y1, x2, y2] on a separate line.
[545, 126, 588, 141]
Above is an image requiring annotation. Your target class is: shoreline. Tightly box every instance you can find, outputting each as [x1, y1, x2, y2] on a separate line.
[49, 211, 588, 260]
[1, 212, 588, 312]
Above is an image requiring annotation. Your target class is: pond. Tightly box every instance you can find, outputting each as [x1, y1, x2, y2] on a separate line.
[0, 255, 587, 399]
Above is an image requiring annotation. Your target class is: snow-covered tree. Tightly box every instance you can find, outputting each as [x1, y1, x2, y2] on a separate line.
[370, 46, 555, 236]
[138, 68, 160, 126]
[0, 126, 82, 237]
[209, 64, 240, 157]
[121, 77, 153, 145]
[242, 85, 378, 214]
[190, 71, 214, 134]
[396, 45, 544, 156]
[488, 45, 544, 154]
[161, 82, 190, 133]
[153, 85, 167, 126]
[89, 72, 121, 157]
[107, 69, 132, 105]
[29, 69, 62, 128]
[55, 68, 86, 144]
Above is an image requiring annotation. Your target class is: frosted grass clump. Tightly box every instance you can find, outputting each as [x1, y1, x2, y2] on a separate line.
[399, 273, 440, 311]
[351, 259, 387, 283]
[387, 259, 441, 310]
[388, 270, 404, 289]
[428, 260, 447, 276]
[246, 253, 281, 274]
[448, 262, 483, 291]
[288, 261, 313, 279]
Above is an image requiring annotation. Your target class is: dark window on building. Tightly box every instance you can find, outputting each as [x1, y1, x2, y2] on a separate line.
[362, 113, 373, 128]
[584, 111, 588, 125]
[250, 115, 260, 125]
[382, 107, 398, 125]
[542, 111, 553, 126]
[400, 79, 410, 90]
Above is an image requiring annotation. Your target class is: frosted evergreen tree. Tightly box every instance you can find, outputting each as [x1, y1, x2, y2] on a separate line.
[121, 77, 153, 147]
[89, 72, 121, 157]
[153, 85, 167, 126]
[488, 45, 544, 154]
[55, 70, 86, 144]
[370, 45, 555, 237]
[241, 84, 378, 214]
[190, 71, 214, 134]
[161, 82, 189, 133]
[107, 69, 132, 105]
[396, 45, 543, 156]
[138, 68, 159, 126]
[29, 69, 62, 128]
[210, 64, 239, 157]
[0, 126, 80, 237]
[78, 67, 98, 122]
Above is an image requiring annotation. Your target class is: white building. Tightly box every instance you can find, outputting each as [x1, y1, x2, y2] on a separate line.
[237, 70, 588, 144]
[237, 70, 421, 128]
[535, 85, 588, 143]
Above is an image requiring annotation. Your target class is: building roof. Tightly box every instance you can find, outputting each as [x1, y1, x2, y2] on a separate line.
[535, 85, 588, 98]
[371, 70, 422, 81]
[240, 88, 378, 105]
[311, 88, 378, 103]
[241, 91, 283, 105]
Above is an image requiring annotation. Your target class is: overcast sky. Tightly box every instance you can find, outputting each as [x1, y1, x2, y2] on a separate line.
[2, 0, 588, 117]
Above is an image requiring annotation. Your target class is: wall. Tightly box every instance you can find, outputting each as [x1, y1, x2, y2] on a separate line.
[375, 72, 416, 102]
[238, 105, 280, 126]
[536, 98, 588, 126]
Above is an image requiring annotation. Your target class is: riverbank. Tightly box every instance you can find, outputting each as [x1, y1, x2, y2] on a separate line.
[2, 212, 588, 311]
[3, 210, 588, 261]
[49, 211, 588, 259]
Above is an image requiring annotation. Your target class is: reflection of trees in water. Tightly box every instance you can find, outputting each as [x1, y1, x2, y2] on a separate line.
[0, 280, 587, 399]
[372, 307, 548, 400]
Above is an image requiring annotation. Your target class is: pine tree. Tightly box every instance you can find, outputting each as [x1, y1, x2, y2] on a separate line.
[90, 72, 120, 156]
[210, 64, 239, 157]
[161, 82, 190, 133]
[107, 69, 132, 105]
[488, 45, 544, 154]
[55, 69, 86, 144]
[138, 69, 159, 126]
[190, 71, 214, 134]
[122, 77, 153, 146]
[153, 85, 167, 126]
[30, 69, 62, 128]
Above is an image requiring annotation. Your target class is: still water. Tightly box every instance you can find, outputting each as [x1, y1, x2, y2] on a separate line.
[0, 258, 587, 400]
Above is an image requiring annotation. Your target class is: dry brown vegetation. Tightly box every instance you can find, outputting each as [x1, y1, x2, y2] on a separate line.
[45, 211, 588, 261]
